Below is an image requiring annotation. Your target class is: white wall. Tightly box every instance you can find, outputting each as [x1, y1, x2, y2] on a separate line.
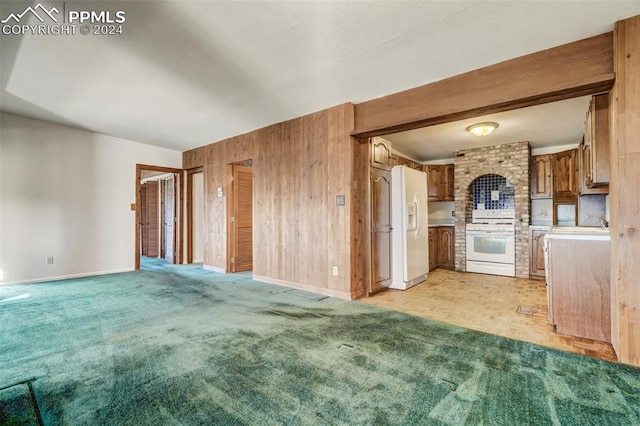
[0, 113, 182, 284]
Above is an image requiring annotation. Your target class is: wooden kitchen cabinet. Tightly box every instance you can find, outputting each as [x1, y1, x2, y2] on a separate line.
[371, 137, 391, 170]
[426, 164, 454, 201]
[427, 166, 442, 200]
[531, 154, 553, 199]
[553, 149, 578, 226]
[553, 149, 578, 198]
[529, 227, 549, 279]
[545, 233, 611, 342]
[441, 164, 455, 201]
[579, 94, 610, 194]
[437, 227, 455, 270]
[428, 228, 438, 271]
[427, 226, 455, 271]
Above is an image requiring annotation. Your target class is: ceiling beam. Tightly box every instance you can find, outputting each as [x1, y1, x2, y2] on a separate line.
[353, 32, 614, 137]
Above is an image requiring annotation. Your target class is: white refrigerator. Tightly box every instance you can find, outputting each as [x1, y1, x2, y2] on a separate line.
[390, 166, 429, 290]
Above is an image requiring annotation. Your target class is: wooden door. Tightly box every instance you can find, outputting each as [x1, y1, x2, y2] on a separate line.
[146, 180, 159, 257]
[370, 167, 392, 293]
[164, 175, 175, 263]
[230, 165, 253, 272]
[531, 154, 553, 199]
[140, 184, 148, 255]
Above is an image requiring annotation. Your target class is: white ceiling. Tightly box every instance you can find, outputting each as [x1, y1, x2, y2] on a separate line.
[1, 1, 639, 154]
[384, 95, 592, 162]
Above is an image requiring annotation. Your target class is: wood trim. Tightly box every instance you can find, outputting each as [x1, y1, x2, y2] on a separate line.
[135, 164, 184, 270]
[226, 164, 234, 273]
[353, 32, 614, 137]
[253, 274, 353, 300]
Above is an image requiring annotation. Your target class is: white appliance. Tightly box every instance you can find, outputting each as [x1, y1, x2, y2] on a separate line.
[466, 209, 516, 277]
[391, 166, 429, 290]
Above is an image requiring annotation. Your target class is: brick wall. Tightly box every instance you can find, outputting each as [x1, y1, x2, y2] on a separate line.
[453, 141, 531, 278]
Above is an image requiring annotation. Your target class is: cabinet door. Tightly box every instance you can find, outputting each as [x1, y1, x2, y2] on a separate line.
[553, 149, 578, 198]
[427, 166, 442, 201]
[529, 229, 547, 279]
[437, 227, 455, 269]
[579, 137, 608, 195]
[442, 164, 455, 201]
[371, 137, 391, 170]
[531, 155, 553, 199]
[428, 228, 438, 271]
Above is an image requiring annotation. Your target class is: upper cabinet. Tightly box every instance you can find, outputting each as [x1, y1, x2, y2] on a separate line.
[553, 149, 578, 199]
[531, 154, 553, 199]
[371, 137, 391, 170]
[579, 93, 610, 194]
[426, 164, 454, 201]
[427, 166, 442, 200]
[442, 164, 455, 201]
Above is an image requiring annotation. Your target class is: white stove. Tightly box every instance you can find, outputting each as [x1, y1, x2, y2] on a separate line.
[466, 209, 516, 277]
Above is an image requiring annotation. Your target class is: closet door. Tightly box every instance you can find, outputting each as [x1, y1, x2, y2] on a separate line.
[146, 180, 159, 257]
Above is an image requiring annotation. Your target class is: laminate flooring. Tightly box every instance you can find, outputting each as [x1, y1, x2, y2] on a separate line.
[360, 269, 617, 362]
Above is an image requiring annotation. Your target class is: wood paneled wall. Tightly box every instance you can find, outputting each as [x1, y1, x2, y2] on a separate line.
[353, 32, 614, 137]
[610, 15, 640, 366]
[182, 104, 363, 299]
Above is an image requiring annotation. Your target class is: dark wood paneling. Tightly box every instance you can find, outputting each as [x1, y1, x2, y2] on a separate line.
[354, 33, 614, 137]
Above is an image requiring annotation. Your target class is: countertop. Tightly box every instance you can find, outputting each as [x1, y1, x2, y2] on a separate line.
[544, 226, 610, 241]
[428, 221, 455, 228]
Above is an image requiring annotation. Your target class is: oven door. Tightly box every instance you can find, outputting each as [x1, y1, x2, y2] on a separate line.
[466, 230, 515, 264]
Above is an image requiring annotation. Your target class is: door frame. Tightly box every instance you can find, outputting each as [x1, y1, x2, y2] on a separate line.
[135, 164, 183, 270]
[185, 167, 204, 264]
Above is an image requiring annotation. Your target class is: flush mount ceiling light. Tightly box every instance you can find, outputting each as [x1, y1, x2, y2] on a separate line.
[466, 122, 499, 137]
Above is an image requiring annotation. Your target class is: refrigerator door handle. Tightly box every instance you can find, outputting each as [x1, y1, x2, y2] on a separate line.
[414, 195, 420, 240]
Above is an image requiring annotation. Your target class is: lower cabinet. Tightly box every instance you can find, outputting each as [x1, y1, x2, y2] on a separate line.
[428, 228, 438, 271]
[428, 226, 454, 271]
[545, 234, 611, 342]
[437, 227, 455, 270]
[529, 227, 550, 279]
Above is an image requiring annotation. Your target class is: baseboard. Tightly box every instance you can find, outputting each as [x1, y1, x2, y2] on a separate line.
[203, 264, 225, 273]
[253, 275, 352, 300]
[0, 268, 134, 286]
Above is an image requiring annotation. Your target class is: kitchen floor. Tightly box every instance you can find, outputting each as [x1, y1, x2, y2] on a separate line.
[361, 269, 617, 362]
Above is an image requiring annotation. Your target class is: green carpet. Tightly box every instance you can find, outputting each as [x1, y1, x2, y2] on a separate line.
[1, 258, 638, 425]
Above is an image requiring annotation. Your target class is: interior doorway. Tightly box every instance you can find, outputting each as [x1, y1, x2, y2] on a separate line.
[227, 161, 253, 272]
[135, 164, 183, 270]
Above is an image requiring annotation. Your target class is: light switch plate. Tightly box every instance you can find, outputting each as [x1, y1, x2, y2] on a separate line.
[336, 195, 345, 206]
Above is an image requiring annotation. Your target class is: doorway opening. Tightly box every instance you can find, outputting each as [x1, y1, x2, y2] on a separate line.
[227, 160, 253, 272]
[135, 164, 183, 270]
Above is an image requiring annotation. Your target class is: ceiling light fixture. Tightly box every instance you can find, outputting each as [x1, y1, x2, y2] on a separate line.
[466, 122, 499, 137]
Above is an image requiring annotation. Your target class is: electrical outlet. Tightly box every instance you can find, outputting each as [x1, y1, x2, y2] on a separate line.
[332, 266, 338, 276]
[46, 256, 54, 265]
[541, 209, 548, 217]
[451, 210, 455, 217]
